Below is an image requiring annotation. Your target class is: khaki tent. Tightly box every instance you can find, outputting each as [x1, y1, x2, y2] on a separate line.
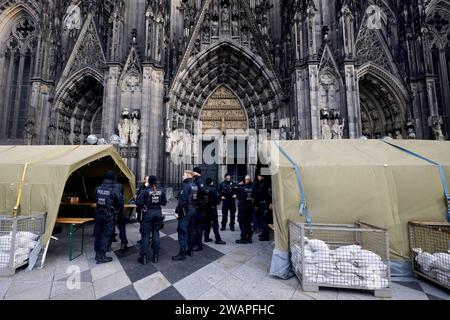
[261, 140, 450, 278]
[0, 146, 136, 246]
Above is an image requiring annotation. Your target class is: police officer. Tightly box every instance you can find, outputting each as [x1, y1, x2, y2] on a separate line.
[235, 175, 255, 244]
[136, 175, 167, 264]
[115, 182, 129, 251]
[135, 176, 150, 222]
[254, 175, 272, 241]
[172, 171, 198, 261]
[191, 167, 210, 252]
[94, 170, 124, 263]
[203, 177, 226, 245]
[218, 173, 237, 231]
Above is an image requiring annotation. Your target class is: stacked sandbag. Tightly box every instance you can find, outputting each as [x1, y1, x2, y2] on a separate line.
[292, 238, 389, 289]
[0, 232, 39, 268]
[414, 249, 450, 287]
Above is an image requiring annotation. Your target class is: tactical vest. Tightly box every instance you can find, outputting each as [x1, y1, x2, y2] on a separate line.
[148, 190, 162, 208]
[96, 184, 115, 213]
[244, 185, 254, 202]
[189, 183, 199, 204]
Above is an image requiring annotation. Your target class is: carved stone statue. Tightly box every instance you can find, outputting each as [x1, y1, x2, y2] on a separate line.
[165, 126, 172, 153]
[232, 9, 239, 36]
[130, 110, 140, 147]
[394, 130, 403, 140]
[24, 120, 34, 145]
[321, 119, 332, 140]
[211, 14, 219, 37]
[118, 108, 131, 146]
[221, 4, 230, 32]
[331, 119, 345, 139]
[428, 116, 445, 141]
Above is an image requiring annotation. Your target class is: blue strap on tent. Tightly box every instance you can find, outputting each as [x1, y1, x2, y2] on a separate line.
[274, 141, 311, 224]
[383, 139, 450, 221]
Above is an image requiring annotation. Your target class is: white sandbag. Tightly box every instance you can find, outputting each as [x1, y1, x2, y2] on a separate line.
[305, 274, 327, 284]
[16, 232, 39, 241]
[435, 270, 450, 286]
[304, 264, 318, 277]
[303, 248, 314, 263]
[317, 263, 338, 274]
[327, 275, 350, 286]
[364, 274, 389, 289]
[334, 251, 357, 262]
[356, 268, 376, 279]
[431, 253, 450, 272]
[0, 235, 12, 251]
[336, 262, 358, 274]
[14, 247, 30, 256]
[415, 252, 435, 272]
[17, 238, 37, 250]
[356, 249, 382, 262]
[324, 269, 341, 277]
[308, 239, 329, 252]
[14, 254, 28, 265]
[0, 251, 11, 263]
[335, 245, 362, 255]
[312, 251, 337, 264]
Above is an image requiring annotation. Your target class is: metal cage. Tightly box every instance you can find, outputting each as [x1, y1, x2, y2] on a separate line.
[0, 213, 47, 277]
[408, 221, 450, 290]
[289, 221, 391, 298]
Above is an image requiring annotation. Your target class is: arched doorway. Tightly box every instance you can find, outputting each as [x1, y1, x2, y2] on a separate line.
[0, 12, 37, 142]
[198, 85, 248, 183]
[50, 70, 104, 145]
[357, 66, 408, 139]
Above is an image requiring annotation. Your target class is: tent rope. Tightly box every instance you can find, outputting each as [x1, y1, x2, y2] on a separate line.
[273, 141, 311, 224]
[382, 139, 450, 222]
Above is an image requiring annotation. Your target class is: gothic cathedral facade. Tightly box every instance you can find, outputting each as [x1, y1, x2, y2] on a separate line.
[0, 0, 449, 183]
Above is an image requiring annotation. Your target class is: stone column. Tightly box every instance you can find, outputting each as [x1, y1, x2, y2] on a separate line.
[308, 64, 321, 139]
[148, 67, 165, 177]
[438, 49, 450, 131]
[139, 66, 152, 181]
[344, 64, 361, 138]
[27, 80, 52, 145]
[102, 65, 121, 138]
[294, 68, 312, 139]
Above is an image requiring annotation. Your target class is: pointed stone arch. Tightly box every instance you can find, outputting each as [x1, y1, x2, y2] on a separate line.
[0, 3, 38, 141]
[170, 0, 282, 96]
[50, 67, 104, 145]
[56, 14, 106, 94]
[168, 41, 283, 133]
[199, 85, 248, 134]
[357, 63, 410, 139]
[318, 45, 346, 117]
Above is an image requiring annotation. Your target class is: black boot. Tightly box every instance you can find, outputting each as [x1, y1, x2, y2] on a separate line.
[230, 225, 235, 232]
[215, 240, 226, 245]
[193, 246, 203, 252]
[186, 248, 194, 256]
[152, 253, 159, 263]
[106, 244, 112, 252]
[172, 252, 186, 261]
[246, 238, 253, 244]
[235, 239, 247, 244]
[96, 255, 113, 264]
[120, 243, 128, 251]
[220, 226, 226, 231]
[138, 255, 148, 265]
[204, 238, 213, 243]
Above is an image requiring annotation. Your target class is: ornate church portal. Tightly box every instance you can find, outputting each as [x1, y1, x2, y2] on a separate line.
[198, 86, 249, 183]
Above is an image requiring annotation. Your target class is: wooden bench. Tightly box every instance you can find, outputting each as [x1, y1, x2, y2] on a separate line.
[55, 218, 94, 261]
